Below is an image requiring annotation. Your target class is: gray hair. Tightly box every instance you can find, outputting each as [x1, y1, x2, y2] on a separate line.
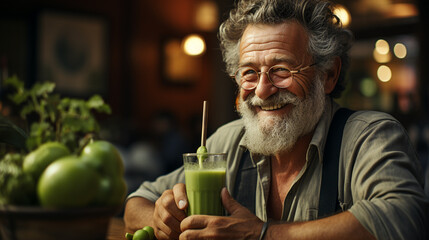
[218, 0, 353, 98]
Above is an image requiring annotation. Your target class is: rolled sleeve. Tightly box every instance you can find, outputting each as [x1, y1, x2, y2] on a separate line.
[127, 167, 185, 202]
[346, 114, 429, 240]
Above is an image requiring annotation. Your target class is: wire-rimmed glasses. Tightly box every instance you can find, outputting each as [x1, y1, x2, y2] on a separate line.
[232, 63, 317, 90]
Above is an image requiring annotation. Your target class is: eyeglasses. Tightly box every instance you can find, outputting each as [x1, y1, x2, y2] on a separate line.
[232, 63, 317, 90]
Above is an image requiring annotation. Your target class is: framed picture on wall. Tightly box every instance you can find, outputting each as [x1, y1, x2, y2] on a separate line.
[37, 11, 108, 97]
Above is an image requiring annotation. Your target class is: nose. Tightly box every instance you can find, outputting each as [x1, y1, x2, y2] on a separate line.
[254, 72, 278, 100]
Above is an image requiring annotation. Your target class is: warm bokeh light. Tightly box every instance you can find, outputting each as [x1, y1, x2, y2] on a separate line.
[182, 34, 206, 56]
[377, 65, 392, 82]
[373, 49, 392, 63]
[390, 3, 418, 18]
[375, 39, 390, 55]
[333, 4, 351, 27]
[194, 1, 219, 31]
[393, 43, 407, 59]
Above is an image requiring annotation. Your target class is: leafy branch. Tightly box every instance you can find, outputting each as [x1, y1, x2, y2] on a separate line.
[4, 76, 111, 153]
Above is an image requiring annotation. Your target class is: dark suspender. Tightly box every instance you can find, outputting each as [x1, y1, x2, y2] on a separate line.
[233, 150, 257, 214]
[233, 108, 354, 218]
[318, 108, 354, 217]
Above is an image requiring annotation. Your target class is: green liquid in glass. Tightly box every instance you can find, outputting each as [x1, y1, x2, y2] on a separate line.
[185, 169, 226, 216]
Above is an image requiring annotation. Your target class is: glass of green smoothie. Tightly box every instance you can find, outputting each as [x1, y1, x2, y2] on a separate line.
[183, 153, 226, 216]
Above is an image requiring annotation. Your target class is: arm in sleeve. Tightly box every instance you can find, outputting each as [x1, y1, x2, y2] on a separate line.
[127, 167, 185, 202]
[346, 116, 429, 240]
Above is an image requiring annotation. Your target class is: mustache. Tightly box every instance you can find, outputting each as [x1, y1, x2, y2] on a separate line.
[243, 91, 301, 108]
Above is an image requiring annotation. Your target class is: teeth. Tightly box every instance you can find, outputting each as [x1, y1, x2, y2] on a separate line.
[261, 104, 284, 111]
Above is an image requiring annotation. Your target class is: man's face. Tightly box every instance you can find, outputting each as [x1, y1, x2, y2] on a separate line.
[237, 21, 326, 155]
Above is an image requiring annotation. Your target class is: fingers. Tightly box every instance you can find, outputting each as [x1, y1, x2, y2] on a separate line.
[221, 187, 243, 216]
[180, 215, 207, 232]
[221, 187, 231, 199]
[154, 190, 181, 239]
[154, 218, 180, 240]
[173, 183, 188, 210]
[153, 184, 188, 240]
[180, 214, 259, 240]
[158, 189, 187, 221]
[180, 215, 225, 239]
[180, 190, 262, 239]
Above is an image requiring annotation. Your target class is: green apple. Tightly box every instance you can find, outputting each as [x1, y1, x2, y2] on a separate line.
[23, 142, 70, 180]
[80, 140, 124, 177]
[37, 156, 101, 207]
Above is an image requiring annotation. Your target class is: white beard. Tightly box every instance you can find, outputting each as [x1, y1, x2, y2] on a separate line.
[238, 77, 326, 155]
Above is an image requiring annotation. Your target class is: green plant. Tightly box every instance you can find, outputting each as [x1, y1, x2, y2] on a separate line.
[0, 153, 37, 205]
[0, 115, 27, 150]
[3, 76, 111, 153]
[0, 76, 116, 206]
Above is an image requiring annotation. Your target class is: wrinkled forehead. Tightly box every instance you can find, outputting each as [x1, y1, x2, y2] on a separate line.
[239, 21, 310, 65]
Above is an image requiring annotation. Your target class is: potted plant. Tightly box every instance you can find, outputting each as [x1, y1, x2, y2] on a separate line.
[0, 76, 126, 240]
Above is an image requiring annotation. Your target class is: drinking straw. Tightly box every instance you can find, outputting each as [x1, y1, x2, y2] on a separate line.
[201, 101, 208, 147]
[197, 101, 208, 169]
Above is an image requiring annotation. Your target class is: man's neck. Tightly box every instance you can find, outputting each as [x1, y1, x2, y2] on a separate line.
[267, 132, 314, 220]
[271, 132, 313, 171]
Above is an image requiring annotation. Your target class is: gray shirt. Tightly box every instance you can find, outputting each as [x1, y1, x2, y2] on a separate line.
[128, 98, 428, 239]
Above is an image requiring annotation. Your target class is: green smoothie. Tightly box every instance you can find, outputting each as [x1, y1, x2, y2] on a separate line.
[185, 168, 226, 215]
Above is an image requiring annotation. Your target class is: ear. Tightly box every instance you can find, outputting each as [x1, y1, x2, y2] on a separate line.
[324, 56, 341, 94]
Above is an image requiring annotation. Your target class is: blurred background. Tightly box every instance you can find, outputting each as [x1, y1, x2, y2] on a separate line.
[1, 0, 428, 195]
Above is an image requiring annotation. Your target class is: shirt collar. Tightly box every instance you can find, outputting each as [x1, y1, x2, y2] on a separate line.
[309, 97, 341, 164]
[237, 129, 268, 167]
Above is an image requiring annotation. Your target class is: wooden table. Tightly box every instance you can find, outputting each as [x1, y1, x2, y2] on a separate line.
[107, 217, 126, 240]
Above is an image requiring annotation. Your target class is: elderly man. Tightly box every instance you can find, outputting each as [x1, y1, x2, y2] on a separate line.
[124, 0, 428, 239]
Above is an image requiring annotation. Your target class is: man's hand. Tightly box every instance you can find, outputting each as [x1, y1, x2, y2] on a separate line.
[153, 183, 188, 240]
[180, 188, 263, 239]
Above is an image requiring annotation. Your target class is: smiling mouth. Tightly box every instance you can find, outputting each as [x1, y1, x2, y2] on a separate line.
[260, 103, 286, 111]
